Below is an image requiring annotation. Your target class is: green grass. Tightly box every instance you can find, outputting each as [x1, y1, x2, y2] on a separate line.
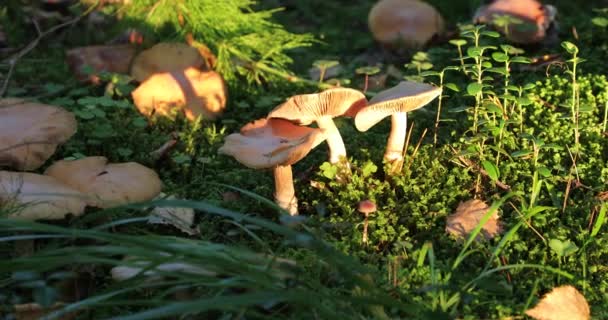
[1, 0, 608, 318]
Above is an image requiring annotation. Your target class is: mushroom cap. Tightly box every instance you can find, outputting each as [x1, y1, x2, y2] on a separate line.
[473, 0, 555, 44]
[354, 81, 441, 132]
[130, 42, 207, 82]
[358, 200, 377, 214]
[0, 171, 86, 221]
[0, 98, 77, 171]
[218, 118, 326, 169]
[131, 67, 227, 121]
[267, 88, 367, 125]
[368, 0, 445, 48]
[65, 44, 136, 83]
[44, 156, 162, 208]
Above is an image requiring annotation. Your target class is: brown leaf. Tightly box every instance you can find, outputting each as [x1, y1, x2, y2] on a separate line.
[65, 45, 136, 84]
[0, 98, 77, 171]
[446, 199, 502, 241]
[525, 285, 590, 320]
[131, 67, 227, 121]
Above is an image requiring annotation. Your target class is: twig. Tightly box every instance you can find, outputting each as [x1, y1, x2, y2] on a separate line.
[0, 2, 98, 97]
[150, 138, 178, 160]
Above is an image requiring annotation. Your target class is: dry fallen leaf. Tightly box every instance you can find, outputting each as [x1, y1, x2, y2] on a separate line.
[130, 42, 209, 82]
[44, 156, 162, 208]
[131, 67, 227, 121]
[0, 171, 86, 221]
[0, 98, 77, 171]
[525, 285, 590, 320]
[148, 194, 199, 236]
[65, 45, 136, 84]
[446, 199, 502, 241]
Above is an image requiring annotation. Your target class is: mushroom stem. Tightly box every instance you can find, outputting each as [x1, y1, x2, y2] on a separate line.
[317, 116, 347, 164]
[273, 165, 298, 215]
[385, 112, 407, 162]
[362, 214, 369, 244]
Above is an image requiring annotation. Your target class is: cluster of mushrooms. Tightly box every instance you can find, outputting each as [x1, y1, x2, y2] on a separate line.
[219, 81, 442, 215]
[0, 98, 162, 221]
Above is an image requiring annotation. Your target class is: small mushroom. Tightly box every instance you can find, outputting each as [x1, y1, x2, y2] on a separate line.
[44, 156, 162, 208]
[473, 0, 558, 44]
[368, 0, 445, 49]
[130, 42, 209, 82]
[0, 171, 86, 221]
[0, 98, 77, 171]
[218, 118, 326, 215]
[268, 88, 366, 164]
[354, 81, 441, 162]
[358, 200, 377, 244]
[131, 67, 227, 121]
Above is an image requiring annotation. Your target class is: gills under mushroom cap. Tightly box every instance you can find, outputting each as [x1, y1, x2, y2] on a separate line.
[267, 88, 367, 125]
[218, 118, 326, 169]
[44, 156, 162, 208]
[0, 171, 86, 221]
[354, 81, 442, 132]
[0, 98, 77, 171]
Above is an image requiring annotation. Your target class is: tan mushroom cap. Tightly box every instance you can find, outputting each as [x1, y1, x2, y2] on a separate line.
[368, 0, 445, 48]
[473, 0, 555, 44]
[0, 171, 86, 221]
[44, 156, 162, 208]
[0, 98, 77, 171]
[130, 42, 207, 82]
[218, 118, 326, 169]
[268, 88, 367, 125]
[354, 81, 441, 132]
[131, 67, 227, 121]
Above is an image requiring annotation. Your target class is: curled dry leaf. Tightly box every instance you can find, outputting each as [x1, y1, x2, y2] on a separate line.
[525, 285, 590, 320]
[0, 98, 77, 171]
[446, 199, 502, 241]
[0, 171, 86, 221]
[44, 156, 162, 208]
[130, 42, 209, 82]
[131, 67, 227, 121]
[65, 45, 136, 84]
[148, 194, 199, 236]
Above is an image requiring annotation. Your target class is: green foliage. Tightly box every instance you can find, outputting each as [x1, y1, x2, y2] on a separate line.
[120, 0, 315, 85]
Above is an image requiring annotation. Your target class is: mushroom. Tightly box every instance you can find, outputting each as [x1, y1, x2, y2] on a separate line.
[65, 44, 136, 84]
[131, 67, 227, 121]
[44, 156, 162, 208]
[354, 81, 441, 162]
[218, 118, 326, 215]
[130, 42, 209, 82]
[368, 0, 445, 49]
[0, 171, 86, 221]
[267, 88, 366, 164]
[473, 0, 557, 44]
[0, 98, 77, 171]
[358, 200, 377, 244]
